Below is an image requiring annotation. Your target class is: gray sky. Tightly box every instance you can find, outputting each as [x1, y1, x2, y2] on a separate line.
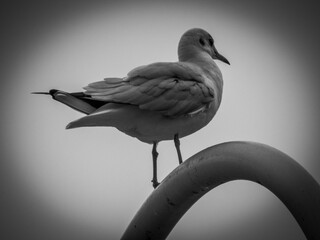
[1, 1, 319, 239]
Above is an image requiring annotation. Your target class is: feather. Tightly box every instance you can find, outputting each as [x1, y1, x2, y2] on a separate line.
[53, 91, 96, 114]
[103, 77, 125, 84]
[83, 61, 216, 117]
[140, 98, 178, 112]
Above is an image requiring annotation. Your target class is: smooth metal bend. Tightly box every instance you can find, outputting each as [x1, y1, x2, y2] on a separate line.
[121, 141, 320, 240]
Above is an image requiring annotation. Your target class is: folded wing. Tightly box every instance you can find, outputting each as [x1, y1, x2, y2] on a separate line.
[84, 62, 215, 117]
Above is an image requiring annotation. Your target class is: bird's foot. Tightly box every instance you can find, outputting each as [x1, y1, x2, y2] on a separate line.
[151, 179, 160, 189]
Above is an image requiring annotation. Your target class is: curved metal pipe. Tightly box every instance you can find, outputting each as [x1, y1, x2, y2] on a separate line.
[121, 141, 320, 240]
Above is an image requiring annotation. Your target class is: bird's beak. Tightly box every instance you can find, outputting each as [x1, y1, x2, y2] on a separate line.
[212, 46, 230, 65]
[215, 51, 230, 65]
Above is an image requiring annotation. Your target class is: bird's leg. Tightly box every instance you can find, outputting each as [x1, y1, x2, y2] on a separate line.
[151, 142, 160, 188]
[174, 133, 183, 164]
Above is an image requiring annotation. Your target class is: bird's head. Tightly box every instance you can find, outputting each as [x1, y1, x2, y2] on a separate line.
[178, 28, 230, 65]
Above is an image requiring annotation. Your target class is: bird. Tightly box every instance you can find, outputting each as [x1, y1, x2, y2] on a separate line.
[33, 28, 230, 188]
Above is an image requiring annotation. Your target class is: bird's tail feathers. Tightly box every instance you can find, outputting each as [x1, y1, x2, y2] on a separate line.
[66, 106, 117, 129]
[32, 89, 96, 114]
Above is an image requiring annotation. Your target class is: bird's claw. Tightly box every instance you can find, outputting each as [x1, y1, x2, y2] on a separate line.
[151, 179, 160, 189]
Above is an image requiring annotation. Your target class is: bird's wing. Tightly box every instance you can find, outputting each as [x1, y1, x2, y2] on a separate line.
[84, 62, 215, 117]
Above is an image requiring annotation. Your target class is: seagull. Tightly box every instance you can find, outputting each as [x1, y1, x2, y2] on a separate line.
[33, 28, 229, 188]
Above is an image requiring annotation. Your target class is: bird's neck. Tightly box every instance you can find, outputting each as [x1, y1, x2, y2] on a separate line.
[181, 51, 222, 82]
[178, 45, 207, 62]
[178, 49, 221, 76]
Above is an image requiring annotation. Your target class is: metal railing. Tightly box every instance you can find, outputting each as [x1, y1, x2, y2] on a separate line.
[121, 141, 320, 240]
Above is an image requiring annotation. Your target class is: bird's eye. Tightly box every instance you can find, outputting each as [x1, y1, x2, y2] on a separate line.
[208, 38, 213, 47]
[199, 38, 205, 46]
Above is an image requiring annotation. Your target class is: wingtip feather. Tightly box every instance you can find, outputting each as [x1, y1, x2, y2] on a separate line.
[31, 91, 50, 95]
[66, 122, 75, 129]
[31, 89, 59, 96]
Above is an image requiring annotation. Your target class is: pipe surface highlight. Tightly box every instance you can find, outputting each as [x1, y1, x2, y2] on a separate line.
[121, 141, 320, 240]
